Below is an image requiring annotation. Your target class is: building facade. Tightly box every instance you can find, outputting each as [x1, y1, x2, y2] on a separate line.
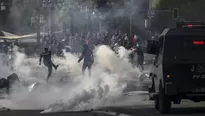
[149, 0, 160, 10]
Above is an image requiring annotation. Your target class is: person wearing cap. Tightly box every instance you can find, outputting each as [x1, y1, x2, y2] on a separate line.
[78, 44, 94, 76]
[39, 47, 59, 81]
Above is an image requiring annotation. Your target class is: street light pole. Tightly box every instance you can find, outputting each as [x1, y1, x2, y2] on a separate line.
[50, 5, 55, 34]
[99, 14, 104, 34]
[31, 12, 44, 49]
[86, 6, 89, 32]
[129, 0, 135, 36]
[92, 11, 95, 32]
[129, 15, 132, 36]
[99, 21, 102, 33]
[0, 2, 6, 31]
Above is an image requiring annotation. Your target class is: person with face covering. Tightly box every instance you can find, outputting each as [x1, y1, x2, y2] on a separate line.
[78, 44, 94, 76]
[39, 47, 59, 82]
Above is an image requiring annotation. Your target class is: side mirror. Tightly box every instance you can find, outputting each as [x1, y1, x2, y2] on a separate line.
[147, 40, 158, 55]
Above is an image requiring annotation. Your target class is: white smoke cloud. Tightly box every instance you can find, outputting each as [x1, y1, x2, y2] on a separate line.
[1, 0, 151, 112]
[0, 45, 145, 112]
[7, 0, 148, 34]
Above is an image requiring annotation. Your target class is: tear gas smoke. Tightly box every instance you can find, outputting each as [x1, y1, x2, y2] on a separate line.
[2, 0, 151, 112]
[0, 45, 146, 112]
[7, 0, 148, 34]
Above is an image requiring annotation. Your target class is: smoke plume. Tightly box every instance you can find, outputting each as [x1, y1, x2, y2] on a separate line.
[0, 45, 145, 112]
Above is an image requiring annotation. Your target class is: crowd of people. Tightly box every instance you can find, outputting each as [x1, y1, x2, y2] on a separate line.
[40, 31, 143, 55]
[38, 30, 145, 79]
[40, 30, 145, 66]
[66, 31, 142, 51]
[0, 30, 145, 80]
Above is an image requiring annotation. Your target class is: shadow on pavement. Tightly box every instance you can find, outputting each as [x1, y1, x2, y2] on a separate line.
[2, 107, 205, 116]
[0, 110, 95, 116]
[169, 107, 205, 115]
[100, 107, 158, 116]
[100, 106, 205, 116]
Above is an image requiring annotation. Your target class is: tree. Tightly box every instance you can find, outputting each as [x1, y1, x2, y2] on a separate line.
[92, 0, 150, 38]
[4, 0, 150, 38]
[4, 0, 42, 34]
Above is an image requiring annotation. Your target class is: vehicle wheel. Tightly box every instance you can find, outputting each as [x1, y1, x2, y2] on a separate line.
[149, 77, 155, 100]
[159, 82, 171, 114]
[155, 95, 159, 110]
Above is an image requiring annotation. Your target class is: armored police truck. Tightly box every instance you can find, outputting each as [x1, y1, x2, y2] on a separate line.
[147, 21, 205, 113]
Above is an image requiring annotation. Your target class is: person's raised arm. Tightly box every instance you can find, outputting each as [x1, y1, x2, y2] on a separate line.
[78, 50, 85, 63]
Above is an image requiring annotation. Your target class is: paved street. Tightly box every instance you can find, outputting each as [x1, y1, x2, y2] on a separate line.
[1, 103, 205, 116]
[1, 93, 205, 116]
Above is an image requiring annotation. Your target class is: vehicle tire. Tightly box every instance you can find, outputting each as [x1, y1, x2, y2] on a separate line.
[159, 82, 171, 114]
[149, 77, 155, 100]
[155, 95, 159, 110]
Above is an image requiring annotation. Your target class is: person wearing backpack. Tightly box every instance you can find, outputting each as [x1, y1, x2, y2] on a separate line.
[78, 44, 94, 76]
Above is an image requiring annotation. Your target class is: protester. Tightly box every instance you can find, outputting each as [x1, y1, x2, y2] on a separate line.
[78, 44, 94, 77]
[39, 47, 59, 82]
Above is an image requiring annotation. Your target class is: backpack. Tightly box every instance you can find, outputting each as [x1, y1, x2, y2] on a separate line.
[84, 49, 94, 63]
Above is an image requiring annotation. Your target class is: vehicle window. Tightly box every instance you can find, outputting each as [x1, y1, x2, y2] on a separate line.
[159, 37, 164, 48]
[182, 38, 205, 50]
[180, 37, 205, 55]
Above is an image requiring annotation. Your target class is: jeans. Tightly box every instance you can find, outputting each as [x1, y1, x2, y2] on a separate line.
[82, 62, 93, 77]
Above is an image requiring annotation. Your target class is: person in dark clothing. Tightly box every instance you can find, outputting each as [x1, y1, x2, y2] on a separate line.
[135, 46, 144, 71]
[0, 78, 9, 89]
[39, 47, 59, 81]
[78, 44, 94, 76]
[129, 47, 135, 63]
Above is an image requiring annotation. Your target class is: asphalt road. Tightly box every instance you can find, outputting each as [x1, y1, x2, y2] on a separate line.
[2, 103, 205, 116]
[2, 95, 205, 116]
[1, 62, 204, 116]
[100, 102, 205, 116]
